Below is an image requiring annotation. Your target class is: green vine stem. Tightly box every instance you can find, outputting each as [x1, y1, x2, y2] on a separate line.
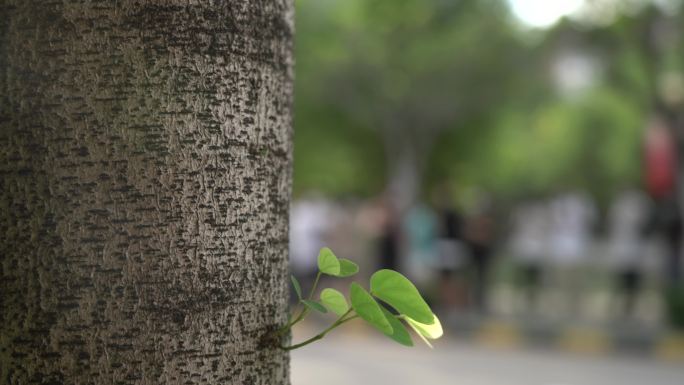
[308, 271, 321, 300]
[281, 309, 358, 351]
[273, 271, 323, 338]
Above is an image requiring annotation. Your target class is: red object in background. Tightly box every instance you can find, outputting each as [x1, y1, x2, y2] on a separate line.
[644, 118, 677, 200]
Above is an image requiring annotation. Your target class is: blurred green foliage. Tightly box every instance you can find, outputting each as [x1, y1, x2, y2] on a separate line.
[431, 87, 643, 202]
[293, 0, 683, 202]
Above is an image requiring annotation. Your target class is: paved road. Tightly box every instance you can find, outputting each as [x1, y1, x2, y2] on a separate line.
[291, 330, 684, 385]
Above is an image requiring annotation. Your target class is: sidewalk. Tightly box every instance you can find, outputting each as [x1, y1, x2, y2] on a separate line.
[291, 325, 684, 385]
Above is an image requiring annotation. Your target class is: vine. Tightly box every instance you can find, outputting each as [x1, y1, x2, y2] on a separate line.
[277, 247, 443, 350]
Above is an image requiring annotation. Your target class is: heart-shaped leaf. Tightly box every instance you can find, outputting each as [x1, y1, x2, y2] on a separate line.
[320, 288, 349, 316]
[302, 299, 327, 314]
[370, 269, 434, 324]
[380, 307, 413, 347]
[404, 314, 443, 348]
[337, 259, 359, 277]
[350, 283, 392, 334]
[291, 275, 302, 300]
[317, 247, 340, 276]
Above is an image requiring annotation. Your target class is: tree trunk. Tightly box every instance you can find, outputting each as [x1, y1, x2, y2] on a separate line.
[0, 1, 294, 384]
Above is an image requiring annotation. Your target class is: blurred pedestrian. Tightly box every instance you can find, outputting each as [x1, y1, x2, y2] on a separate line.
[644, 117, 682, 286]
[433, 182, 469, 312]
[607, 189, 650, 317]
[509, 200, 548, 313]
[465, 196, 496, 314]
[376, 195, 401, 272]
[548, 190, 597, 318]
[404, 202, 438, 290]
[644, 116, 684, 328]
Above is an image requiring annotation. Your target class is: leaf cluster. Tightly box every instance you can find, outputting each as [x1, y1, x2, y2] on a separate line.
[281, 247, 442, 350]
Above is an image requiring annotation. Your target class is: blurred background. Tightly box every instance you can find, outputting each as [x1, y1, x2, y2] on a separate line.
[288, 0, 684, 383]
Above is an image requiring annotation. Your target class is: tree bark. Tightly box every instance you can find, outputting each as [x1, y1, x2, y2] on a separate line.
[0, 1, 294, 384]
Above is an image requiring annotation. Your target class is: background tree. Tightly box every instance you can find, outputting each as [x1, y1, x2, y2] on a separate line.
[294, 0, 528, 206]
[0, 1, 294, 384]
[293, 0, 683, 207]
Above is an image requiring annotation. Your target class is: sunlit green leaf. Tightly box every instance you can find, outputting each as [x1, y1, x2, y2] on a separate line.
[337, 259, 359, 277]
[380, 307, 413, 347]
[317, 247, 340, 276]
[404, 314, 443, 349]
[291, 275, 302, 300]
[302, 299, 327, 314]
[350, 282, 392, 334]
[320, 288, 349, 316]
[370, 269, 434, 324]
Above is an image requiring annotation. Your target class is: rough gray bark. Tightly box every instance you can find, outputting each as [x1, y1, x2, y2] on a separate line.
[0, 1, 294, 384]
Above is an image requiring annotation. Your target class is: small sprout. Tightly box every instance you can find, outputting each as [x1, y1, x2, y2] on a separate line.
[370, 269, 434, 324]
[350, 282, 393, 334]
[278, 247, 443, 351]
[317, 248, 359, 277]
[320, 288, 349, 316]
[302, 300, 327, 313]
[380, 307, 414, 346]
[291, 275, 302, 300]
[337, 259, 359, 277]
[317, 247, 340, 276]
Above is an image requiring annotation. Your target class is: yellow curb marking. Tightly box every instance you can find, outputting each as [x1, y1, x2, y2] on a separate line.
[476, 321, 523, 349]
[557, 327, 610, 355]
[655, 333, 684, 362]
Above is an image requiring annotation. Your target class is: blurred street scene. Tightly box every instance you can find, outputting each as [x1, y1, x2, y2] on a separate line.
[290, 0, 684, 381]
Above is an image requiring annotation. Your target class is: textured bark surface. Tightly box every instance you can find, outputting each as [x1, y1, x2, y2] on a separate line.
[0, 1, 294, 384]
